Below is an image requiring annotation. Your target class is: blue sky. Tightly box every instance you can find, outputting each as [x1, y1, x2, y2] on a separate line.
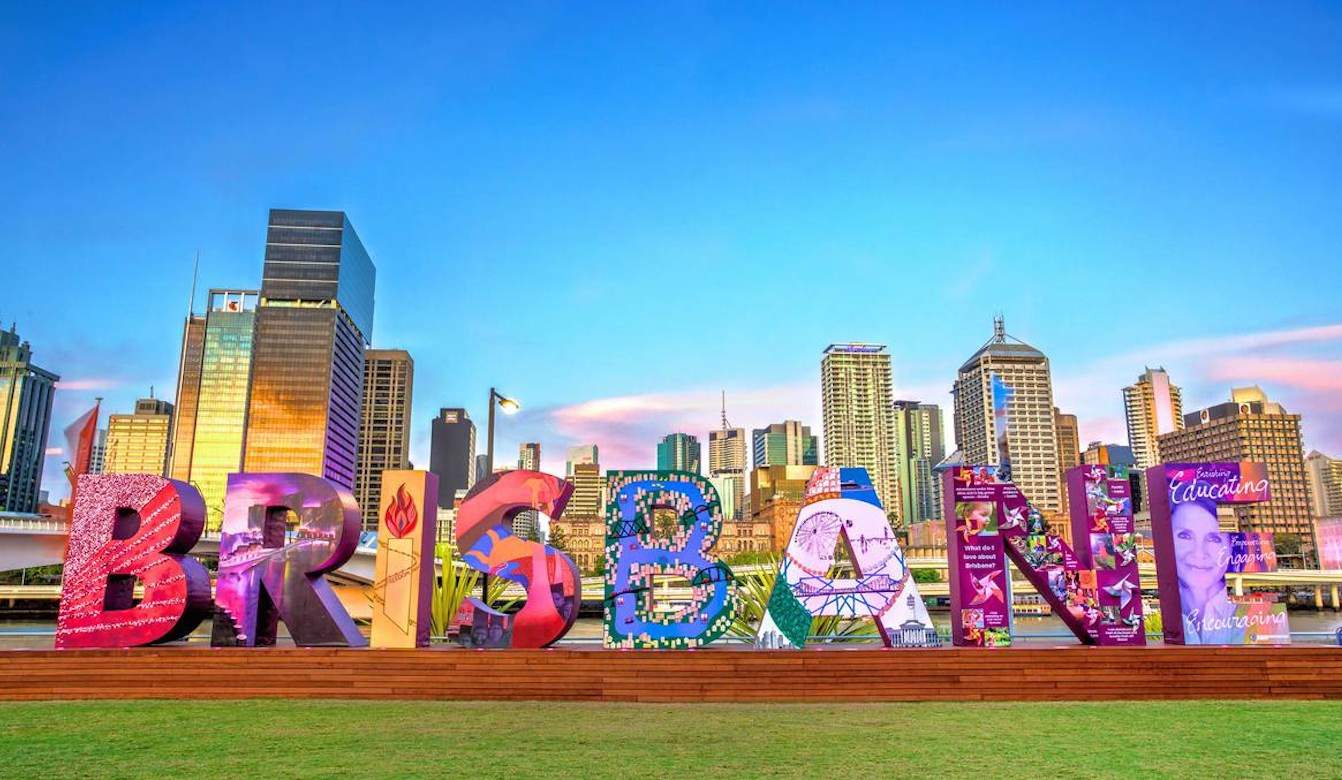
[2, 4, 1340, 495]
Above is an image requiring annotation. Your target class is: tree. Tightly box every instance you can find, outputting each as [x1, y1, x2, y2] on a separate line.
[547, 524, 570, 553]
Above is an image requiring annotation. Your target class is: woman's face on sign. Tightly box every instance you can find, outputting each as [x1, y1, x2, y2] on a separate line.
[1172, 503, 1229, 591]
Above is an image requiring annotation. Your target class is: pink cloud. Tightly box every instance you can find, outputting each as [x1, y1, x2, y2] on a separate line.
[1204, 357, 1342, 394]
[55, 378, 122, 391]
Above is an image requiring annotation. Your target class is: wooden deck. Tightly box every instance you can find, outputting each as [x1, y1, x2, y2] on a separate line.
[1, 646, 1339, 702]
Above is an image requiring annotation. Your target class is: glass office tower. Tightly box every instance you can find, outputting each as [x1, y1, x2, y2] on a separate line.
[191, 290, 258, 528]
[242, 209, 375, 489]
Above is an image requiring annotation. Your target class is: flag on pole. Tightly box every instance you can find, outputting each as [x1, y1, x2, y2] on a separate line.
[64, 400, 100, 486]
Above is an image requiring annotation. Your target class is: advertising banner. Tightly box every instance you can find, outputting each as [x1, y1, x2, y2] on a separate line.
[1317, 517, 1342, 571]
[1147, 462, 1290, 645]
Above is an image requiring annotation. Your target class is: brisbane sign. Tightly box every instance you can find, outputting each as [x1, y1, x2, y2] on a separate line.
[54, 462, 1287, 651]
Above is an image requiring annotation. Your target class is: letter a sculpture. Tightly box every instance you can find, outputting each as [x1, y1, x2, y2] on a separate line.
[755, 467, 939, 649]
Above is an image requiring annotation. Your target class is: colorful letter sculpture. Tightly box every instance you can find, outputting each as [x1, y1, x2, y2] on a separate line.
[1065, 465, 1146, 645]
[371, 470, 438, 648]
[211, 473, 367, 647]
[944, 466, 1115, 647]
[1147, 462, 1289, 645]
[55, 474, 212, 649]
[604, 471, 736, 649]
[454, 470, 582, 648]
[755, 467, 938, 649]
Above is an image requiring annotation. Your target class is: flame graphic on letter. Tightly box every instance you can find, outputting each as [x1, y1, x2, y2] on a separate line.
[385, 485, 418, 538]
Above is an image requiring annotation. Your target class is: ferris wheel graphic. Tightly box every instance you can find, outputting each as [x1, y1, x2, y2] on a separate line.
[796, 511, 843, 561]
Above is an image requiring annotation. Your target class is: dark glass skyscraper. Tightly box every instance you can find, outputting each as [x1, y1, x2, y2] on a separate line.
[0, 324, 58, 513]
[242, 209, 375, 489]
[429, 408, 475, 509]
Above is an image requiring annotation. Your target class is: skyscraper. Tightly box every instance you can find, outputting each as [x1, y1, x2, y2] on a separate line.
[103, 397, 174, 476]
[88, 429, 107, 475]
[952, 318, 1063, 514]
[657, 432, 701, 473]
[1054, 406, 1081, 511]
[1157, 386, 1313, 545]
[1123, 367, 1184, 470]
[169, 289, 258, 528]
[892, 400, 945, 525]
[566, 461, 605, 517]
[429, 408, 475, 509]
[565, 444, 598, 475]
[354, 348, 414, 530]
[751, 420, 818, 468]
[708, 394, 746, 521]
[167, 313, 206, 481]
[242, 209, 375, 490]
[514, 442, 542, 538]
[1054, 408, 1080, 471]
[1305, 450, 1342, 519]
[0, 324, 58, 513]
[820, 343, 897, 511]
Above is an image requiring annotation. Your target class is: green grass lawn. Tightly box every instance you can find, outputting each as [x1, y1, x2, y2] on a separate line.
[1, 699, 1339, 778]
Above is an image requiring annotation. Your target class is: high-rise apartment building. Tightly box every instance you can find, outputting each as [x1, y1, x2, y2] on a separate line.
[567, 461, 605, 518]
[1157, 387, 1313, 544]
[88, 429, 107, 475]
[565, 444, 598, 475]
[657, 432, 701, 473]
[892, 400, 945, 526]
[167, 290, 258, 528]
[513, 442, 542, 538]
[1055, 408, 1080, 471]
[354, 349, 413, 531]
[1123, 367, 1184, 470]
[1054, 406, 1081, 510]
[242, 209, 375, 490]
[430, 408, 475, 509]
[752, 420, 818, 468]
[820, 343, 897, 511]
[104, 397, 174, 476]
[951, 318, 1063, 515]
[168, 313, 206, 481]
[1306, 450, 1342, 519]
[0, 324, 58, 513]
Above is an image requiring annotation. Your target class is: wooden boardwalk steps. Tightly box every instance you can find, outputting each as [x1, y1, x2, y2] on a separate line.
[0, 646, 1339, 702]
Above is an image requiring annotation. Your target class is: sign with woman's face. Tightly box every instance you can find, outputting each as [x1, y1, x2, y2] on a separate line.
[1148, 462, 1289, 646]
[1171, 502, 1230, 594]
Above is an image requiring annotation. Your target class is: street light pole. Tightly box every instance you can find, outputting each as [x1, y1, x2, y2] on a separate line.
[481, 386, 519, 605]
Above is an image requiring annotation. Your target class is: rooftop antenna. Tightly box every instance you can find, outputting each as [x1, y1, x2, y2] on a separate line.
[720, 390, 731, 430]
[992, 313, 1006, 343]
[187, 250, 200, 317]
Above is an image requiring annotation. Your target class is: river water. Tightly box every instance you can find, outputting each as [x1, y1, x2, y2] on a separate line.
[4, 611, 1340, 650]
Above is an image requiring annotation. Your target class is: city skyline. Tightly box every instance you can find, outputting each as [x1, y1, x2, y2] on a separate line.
[4, 6, 1341, 497]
